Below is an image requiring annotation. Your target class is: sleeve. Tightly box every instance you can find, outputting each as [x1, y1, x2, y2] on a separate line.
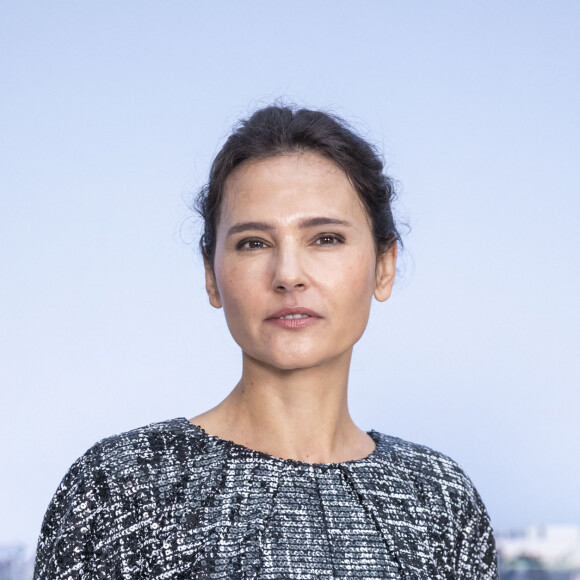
[453, 475, 499, 579]
[33, 449, 106, 580]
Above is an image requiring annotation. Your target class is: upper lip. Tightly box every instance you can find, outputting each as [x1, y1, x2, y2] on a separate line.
[266, 306, 323, 319]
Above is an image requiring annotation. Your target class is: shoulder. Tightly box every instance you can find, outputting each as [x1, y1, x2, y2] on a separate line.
[372, 431, 495, 536]
[35, 420, 196, 550]
[87, 416, 192, 457]
[374, 431, 482, 504]
[34, 418, 197, 576]
[373, 431, 498, 575]
[75, 417, 199, 482]
[42, 418, 195, 506]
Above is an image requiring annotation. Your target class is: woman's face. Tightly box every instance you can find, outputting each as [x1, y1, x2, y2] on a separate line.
[205, 152, 396, 371]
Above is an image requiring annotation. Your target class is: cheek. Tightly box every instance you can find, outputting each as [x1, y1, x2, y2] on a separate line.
[323, 254, 376, 303]
[215, 262, 260, 323]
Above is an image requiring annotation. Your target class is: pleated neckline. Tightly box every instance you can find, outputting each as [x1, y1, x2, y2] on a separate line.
[179, 417, 383, 469]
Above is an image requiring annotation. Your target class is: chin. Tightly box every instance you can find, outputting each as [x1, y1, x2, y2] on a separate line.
[247, 347, 343, 372]
[259, 355, 319, 372]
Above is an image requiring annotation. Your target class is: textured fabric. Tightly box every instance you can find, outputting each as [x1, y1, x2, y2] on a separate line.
[33, 417, 498, 579]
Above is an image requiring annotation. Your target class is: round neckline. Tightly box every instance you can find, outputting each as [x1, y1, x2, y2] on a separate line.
[179, 417, 381, 469]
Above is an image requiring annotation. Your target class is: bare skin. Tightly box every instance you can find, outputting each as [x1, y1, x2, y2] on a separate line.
[190, 355, 372, 464]
[190, 152, 396, 464]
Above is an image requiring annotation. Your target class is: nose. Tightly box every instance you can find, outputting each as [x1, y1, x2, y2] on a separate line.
[271, 245, 309, 293]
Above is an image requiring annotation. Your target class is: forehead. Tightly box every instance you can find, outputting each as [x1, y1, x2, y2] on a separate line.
[220, 152, 368, 225]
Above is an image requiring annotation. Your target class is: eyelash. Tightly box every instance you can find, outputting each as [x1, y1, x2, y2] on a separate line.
[313, 233, 345, 246]
[236, 238, 268, 251]
[235, 233, 345, 251]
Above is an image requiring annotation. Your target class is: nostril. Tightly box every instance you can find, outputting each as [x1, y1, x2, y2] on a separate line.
[273, 278, 307, 292]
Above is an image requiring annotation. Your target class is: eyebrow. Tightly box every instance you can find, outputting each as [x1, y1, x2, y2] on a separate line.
[226, 217, 352, 238]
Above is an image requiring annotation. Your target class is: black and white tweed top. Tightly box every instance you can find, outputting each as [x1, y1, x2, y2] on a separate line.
[33, 417, 498, 579]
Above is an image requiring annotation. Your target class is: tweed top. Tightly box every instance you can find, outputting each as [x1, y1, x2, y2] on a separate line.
[33, 417, 498, 579]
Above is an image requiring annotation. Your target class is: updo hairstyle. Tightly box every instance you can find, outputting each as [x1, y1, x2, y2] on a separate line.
[196, 105, 401, 269]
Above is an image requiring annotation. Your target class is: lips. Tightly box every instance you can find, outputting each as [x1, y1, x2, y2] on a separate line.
[265, 306, 323, 329]
[266, 307, 322, 320]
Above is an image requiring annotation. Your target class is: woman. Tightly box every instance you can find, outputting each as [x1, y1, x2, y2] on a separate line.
[34, 105, 498, 579]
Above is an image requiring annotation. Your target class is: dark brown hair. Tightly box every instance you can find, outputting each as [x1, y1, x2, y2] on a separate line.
[195, 105, 401, 268]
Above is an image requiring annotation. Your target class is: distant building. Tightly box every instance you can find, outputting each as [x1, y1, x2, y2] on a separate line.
[0, 545, 34, 580]
[497, 525, 580, 580]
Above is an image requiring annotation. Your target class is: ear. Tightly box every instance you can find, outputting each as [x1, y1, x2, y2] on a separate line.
[204, 257, 222, 309]
[374, 243, 397, 302]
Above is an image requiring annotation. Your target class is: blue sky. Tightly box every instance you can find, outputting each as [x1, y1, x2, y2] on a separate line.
[1, 1, 578, 551]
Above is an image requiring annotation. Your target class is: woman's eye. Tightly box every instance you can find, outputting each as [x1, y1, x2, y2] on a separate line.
[314, 234, 344, 246]
[237, 239, 267, 250]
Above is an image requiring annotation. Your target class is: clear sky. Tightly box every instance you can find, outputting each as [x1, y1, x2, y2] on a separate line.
[1, 1, 578, 552]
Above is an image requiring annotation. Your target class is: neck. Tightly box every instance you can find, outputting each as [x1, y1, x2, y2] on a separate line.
[194, 349, 373, 463]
